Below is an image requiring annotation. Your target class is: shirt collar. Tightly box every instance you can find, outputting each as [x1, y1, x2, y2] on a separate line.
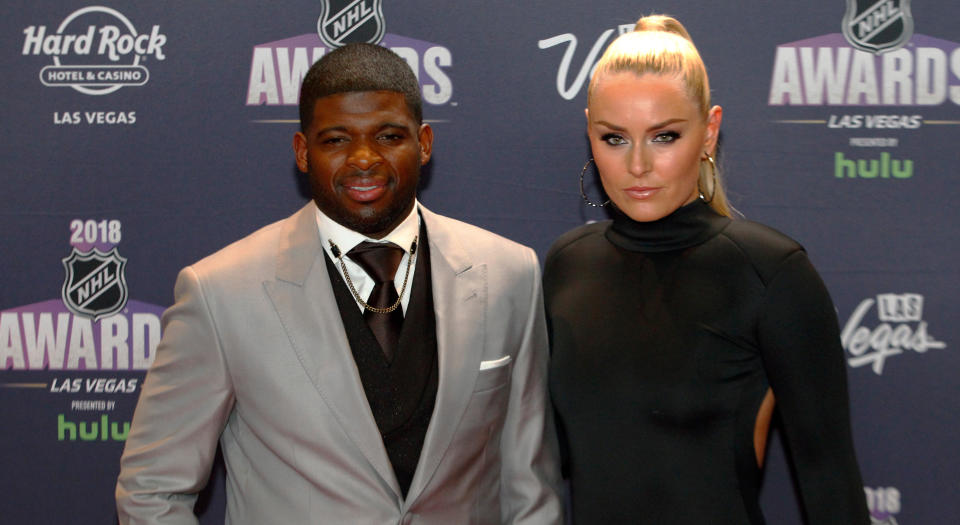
[315, 199, 420, 260]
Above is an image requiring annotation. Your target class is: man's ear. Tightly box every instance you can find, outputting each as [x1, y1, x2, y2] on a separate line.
[418, 123, 434, 165]
[293, 132, 308, 172]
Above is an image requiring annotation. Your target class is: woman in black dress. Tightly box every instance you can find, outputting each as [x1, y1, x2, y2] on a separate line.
[544, 14, 870, 524]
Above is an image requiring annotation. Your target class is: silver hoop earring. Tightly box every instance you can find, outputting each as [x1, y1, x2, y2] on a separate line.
[699, 153, 717, 203]
[579, 158, 609, 207]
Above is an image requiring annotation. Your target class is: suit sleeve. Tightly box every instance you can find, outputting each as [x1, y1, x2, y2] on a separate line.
[757, 251, 870, 524]
[498, 247, 564, 525]
[116, 266, 236, 524]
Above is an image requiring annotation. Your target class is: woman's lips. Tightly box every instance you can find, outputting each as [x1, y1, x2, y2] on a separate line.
[624, 186, 659, 200]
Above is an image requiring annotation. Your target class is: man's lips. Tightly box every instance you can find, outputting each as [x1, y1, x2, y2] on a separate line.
[342, 178, 389, 203]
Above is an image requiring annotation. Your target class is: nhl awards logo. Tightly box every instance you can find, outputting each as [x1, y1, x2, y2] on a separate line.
[2, 219, 165, 371]
[61, 247, 128, 321]
[247, 1, 454, 108]
[317, 0, 385, 48]
[841, 0, 913, 54]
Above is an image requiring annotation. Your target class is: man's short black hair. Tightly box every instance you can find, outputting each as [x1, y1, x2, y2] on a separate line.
[299, 43, 422, 132]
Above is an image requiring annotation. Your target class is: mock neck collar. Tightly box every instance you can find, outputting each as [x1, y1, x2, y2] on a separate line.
[605, 199, 730, 253]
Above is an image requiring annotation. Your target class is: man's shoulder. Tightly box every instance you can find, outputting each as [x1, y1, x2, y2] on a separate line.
[424, 209, 534, 258]
[189, 206, 307, 279]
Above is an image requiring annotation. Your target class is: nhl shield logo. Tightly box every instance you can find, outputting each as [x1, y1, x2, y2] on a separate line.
[61, 247, 128, 321]
[317, 0, 385, 49]
[842, 0, 913, 54]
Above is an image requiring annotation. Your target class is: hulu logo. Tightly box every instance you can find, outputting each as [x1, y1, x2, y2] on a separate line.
[835, 152, 913, 179]
[57, 413, 130, 442]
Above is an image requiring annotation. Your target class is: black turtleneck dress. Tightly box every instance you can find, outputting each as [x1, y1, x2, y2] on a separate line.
[544, 200, 869, 524]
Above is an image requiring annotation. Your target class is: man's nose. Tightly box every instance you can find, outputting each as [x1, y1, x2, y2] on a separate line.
[347, 139, 383, 170]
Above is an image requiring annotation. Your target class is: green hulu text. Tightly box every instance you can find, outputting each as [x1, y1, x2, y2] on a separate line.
[835, 152, 913, 179]
[57, 413, 130, 441]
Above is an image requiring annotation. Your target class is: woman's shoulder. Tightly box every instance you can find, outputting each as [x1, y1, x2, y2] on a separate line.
[718, 218, 808, 279]
[545, 221, 611, 263]
[723, 218, 802, 251]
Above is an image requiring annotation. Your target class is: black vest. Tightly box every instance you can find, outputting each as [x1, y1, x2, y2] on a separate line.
[324, 224, 439, 497]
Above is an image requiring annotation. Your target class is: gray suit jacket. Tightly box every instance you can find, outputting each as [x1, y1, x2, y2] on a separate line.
[116, 203, 563, 524]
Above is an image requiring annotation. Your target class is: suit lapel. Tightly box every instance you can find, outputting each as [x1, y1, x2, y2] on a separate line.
[405, 206, 486, 503]
[262, 202, 401, 497]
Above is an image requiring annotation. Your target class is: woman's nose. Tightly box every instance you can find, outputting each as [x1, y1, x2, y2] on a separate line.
[627, 144, 650, 177]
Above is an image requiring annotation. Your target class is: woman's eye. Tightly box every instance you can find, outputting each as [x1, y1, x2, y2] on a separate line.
[601, 133, 627, 146]
[652, 131, 680, 143]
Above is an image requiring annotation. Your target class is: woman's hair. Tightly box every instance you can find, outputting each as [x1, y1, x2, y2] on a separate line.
[588, 14, 734, 217]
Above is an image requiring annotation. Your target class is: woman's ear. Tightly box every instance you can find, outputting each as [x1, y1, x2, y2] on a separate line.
[703, 105, 723, 156]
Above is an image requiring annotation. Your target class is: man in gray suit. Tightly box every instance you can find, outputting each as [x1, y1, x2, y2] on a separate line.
[115, 43, 563, 524]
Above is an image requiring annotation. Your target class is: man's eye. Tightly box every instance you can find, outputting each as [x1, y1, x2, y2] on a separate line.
[378, 134, 403, 141]
[652, 131, 680, 143]
[601, 133, 627, 146]
[322, 136, 346, 144]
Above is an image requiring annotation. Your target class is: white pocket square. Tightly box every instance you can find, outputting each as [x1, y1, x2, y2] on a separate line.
[479, 355, 512, 370]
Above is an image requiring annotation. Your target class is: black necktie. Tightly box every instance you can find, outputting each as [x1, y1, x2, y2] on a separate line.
[348, 241, 405, 363]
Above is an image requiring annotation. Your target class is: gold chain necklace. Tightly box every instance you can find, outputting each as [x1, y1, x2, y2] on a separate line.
[328, 236, 418, 314]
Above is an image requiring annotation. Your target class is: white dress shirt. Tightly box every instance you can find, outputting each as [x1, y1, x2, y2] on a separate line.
[315, 201, 420, 314]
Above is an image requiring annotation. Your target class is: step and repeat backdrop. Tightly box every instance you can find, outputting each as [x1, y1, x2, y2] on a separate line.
[1, 1, 957, 523]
